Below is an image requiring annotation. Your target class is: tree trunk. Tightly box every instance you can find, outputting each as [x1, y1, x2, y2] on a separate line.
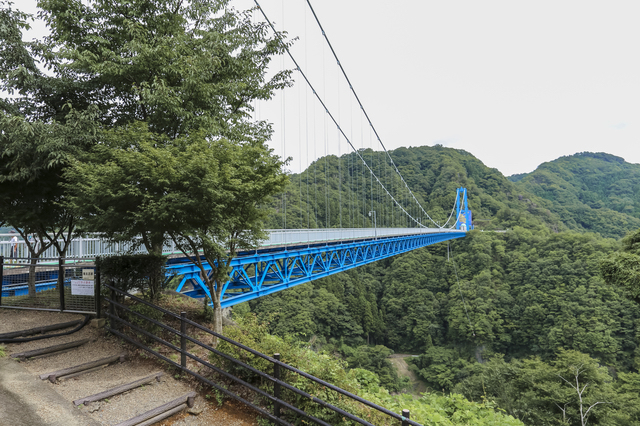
[212, 290, 223, 348]
[148, 233, 165, 301]
[27, 257, 38, 298]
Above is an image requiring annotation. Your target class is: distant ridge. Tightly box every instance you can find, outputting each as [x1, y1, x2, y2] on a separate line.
[510, 151, 640, 238]
[269, 147, 639, 239]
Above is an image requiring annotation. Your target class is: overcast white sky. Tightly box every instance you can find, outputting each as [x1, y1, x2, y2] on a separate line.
[17, 0, 640, 177]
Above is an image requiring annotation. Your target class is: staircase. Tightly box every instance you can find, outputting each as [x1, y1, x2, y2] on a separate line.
[0, 309, 253, 426]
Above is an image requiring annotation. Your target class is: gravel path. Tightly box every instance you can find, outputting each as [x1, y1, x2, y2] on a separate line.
[0, 309, 258, 426]
[0, 357, 101, 426]
[388, 355, 426, 395]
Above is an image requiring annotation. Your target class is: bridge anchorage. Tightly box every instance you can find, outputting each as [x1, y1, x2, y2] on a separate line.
[168, 188, 473, 308]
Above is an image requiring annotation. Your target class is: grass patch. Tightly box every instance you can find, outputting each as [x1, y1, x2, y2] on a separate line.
[0, 345, 6, 358]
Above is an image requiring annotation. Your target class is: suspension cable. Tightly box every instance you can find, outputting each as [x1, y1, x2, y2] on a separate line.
[303, 0, 445, 228]
[253, 1, 440, 229]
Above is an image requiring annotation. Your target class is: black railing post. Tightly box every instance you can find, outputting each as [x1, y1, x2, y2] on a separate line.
[0, 256, 4, 306]
[95, 257, 101, 318]
[274, 353, 281, 418]
[180, 311, 187, 368]
[109, 283, 117, 331]
[402, 409, 410, 426]
[58, 256, 65, 312]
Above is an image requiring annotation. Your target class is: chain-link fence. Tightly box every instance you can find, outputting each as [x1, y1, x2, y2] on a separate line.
[0, 256, 98, 314]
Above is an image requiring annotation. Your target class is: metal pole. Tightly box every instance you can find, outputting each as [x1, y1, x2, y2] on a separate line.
[58, 256, 65, 312]
[109, 284, 116, 331]
[374, 211, 377, 239]
[273, 353, 281, 418]
[181, 311, 187, 368]
[402, 409, 410, 426]
[95, 257, 101, 318]
[369, 211, 377, 239]
[0, 256, 4, 306]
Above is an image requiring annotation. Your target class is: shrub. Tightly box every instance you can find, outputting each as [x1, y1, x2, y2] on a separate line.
[127, 301, 165, 343]
[97, 253, 167, 301]
[211, 315, 523, 426]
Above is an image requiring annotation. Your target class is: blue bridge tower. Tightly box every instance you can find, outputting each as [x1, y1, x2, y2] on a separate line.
[455, 187, 473, 231]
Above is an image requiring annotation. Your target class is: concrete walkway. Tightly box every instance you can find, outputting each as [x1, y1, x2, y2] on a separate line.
[0, 357, 101, 426]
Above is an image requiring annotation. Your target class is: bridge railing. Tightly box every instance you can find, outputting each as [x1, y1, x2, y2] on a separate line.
[104, 281, 420, 426]
[0, 234, 169, 262]
[261, 227, 459, 247]
[0, 227, 462, 263]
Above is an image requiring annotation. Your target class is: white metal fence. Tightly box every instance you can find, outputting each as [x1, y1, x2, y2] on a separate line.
[261, 227, 462, 247]
[0, 227, 463, 262]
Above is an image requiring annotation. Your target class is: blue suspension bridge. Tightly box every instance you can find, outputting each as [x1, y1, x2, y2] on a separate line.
[1, 1, 475, 307]
[164, 1, 476, 307]
[169, 187, 472, 308]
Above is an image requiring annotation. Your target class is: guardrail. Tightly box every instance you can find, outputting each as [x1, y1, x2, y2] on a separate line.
[0, 227, 459, 262]
[104, 282, 420, 426]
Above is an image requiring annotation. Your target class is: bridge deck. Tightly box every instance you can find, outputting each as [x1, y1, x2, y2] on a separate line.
[0, 227, 458, 260]
[167, 229, 466, 307]
[0, 228, 466, 306]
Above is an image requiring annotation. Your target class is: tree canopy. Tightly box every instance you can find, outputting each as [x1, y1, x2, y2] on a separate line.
[511, 152, 640, 239]
[242, 146, 640, 425]
[601, 228, 640, 305]
[1, 0, 291, 332]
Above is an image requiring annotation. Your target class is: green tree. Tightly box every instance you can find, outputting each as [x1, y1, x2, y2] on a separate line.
[0, 106, 97, 295]
[412, 346, 467, 393]
[0, 1, 98, 284]
[68, 126, 287, 333]
[601, 228, 640, 305]
[457, 351, 620, 426]
[20, 0, 294, 333]
[44, 0, 291, 252]
[167, 137, 287, 340]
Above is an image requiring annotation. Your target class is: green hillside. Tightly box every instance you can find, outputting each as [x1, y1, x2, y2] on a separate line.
[510, 152, 640, 238]
[251, 146, 640, 426]
[267, 145, 566, 234]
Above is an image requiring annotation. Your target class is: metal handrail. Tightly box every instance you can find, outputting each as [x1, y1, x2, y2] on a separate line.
[103, 282, 420, 426]
[0, 227, 462, 262]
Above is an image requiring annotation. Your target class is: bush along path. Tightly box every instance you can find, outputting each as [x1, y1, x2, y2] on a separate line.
[1, 293, 525, 426]
[0, 308, 257, 426]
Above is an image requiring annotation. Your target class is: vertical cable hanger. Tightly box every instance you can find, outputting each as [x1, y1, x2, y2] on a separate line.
[304, 3, 315, 231]
[298, 64, 303, 229]
[369, 126, 373, 226]
[322, 40, 329, 228]
[254, 0, 459, 228]
[350, 92, 354, 228]
[337, 60, 342, 230]
[280, 0, 286, 235]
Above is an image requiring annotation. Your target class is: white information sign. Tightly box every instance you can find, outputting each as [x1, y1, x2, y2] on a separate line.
[82, 269, 95, 281]
[71, 280, 94, 296]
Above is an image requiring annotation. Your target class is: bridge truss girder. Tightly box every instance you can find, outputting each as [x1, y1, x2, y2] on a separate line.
[168, 231, 466, 308]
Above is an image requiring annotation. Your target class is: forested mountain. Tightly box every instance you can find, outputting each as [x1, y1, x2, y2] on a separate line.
[244, 146, 640, 425]
[267, 147, 640, 239]
[265, 145, 567, 234]
[510, 152, 640, 239]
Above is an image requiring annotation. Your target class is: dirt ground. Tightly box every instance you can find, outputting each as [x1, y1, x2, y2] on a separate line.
[388, 355, 426, 395]
[0, 308, 259, 426]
